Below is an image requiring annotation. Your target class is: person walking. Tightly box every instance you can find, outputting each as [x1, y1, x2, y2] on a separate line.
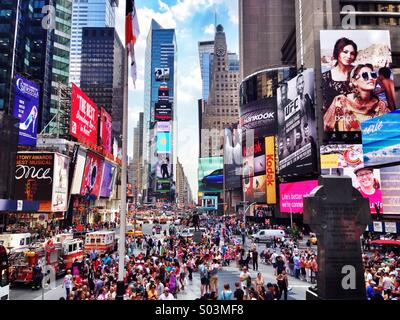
[252, 248, 259, 271]
[277, 270, 289, 300]
[62, 270, 73, 298]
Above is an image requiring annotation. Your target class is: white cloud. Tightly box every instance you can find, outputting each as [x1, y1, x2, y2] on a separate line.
[203, 23, 215, 35]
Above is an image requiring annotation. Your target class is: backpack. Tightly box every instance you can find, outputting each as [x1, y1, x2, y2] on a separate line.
[200, 265, 208, 279]
[246, 274, 252, 287]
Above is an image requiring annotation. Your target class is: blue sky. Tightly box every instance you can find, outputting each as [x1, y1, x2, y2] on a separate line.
[115, 0, 239, 199]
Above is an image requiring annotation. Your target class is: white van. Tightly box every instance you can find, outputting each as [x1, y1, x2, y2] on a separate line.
[251, 229, 285, 243]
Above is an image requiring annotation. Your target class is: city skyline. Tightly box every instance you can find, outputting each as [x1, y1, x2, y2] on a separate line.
[114, 0, 239, 200]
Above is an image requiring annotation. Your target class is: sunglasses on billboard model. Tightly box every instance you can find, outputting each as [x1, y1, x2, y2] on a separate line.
[355, 71, 378, 81]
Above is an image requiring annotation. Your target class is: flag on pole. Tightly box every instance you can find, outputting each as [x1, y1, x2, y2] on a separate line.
[126, 0, 140, 86]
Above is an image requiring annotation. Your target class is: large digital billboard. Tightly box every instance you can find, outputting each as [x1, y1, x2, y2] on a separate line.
[265, 136, 277, 204]
[52, 153, 70, 212]
[240, 98, 277, 137]
[156, 178, 171, 193]
[224, 128, 242, 189]
[70, 147, 87, 195]
[70, 84, 99, 146]
[100, 161, 116, 198]
[253, 175, 266, 202]
[201, 196, 218, 211]
[12, 75, 40, 146]
[361, 111, 400, 167]
[155, 68, 170, 81]
[380, 166, 400, 215]
[80, 152, 104, 198]
[14, 153, 54, 202]
[320, 144, 363, 172]
[277, 69, 317, 176]
[156, 132, 171, 154]
[279, 180, 319, 213]
[155, 102, 173, 121]
[198, 157, 223, 193]
[320, 30, 396, 143]
[156, 154, 172, 179]
[100, 108, 112, 153]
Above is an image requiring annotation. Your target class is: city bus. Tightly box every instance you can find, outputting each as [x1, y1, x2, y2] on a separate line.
[0, 245, 9, 300]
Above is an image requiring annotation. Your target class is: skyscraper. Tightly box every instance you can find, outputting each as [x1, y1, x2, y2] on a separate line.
[200, 25, 240, 158]
[198, 41, 215, 102]
[80, 27, 124, 144]
[239, 0, 296, 79]
[143, 20, 177, 204]
[69, 0, 118, 87]
[0, 0, 73, 137]
[132, 112, 144, 204]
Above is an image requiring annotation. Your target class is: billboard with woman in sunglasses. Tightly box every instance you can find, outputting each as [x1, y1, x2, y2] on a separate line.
[320, 30, 396, 143]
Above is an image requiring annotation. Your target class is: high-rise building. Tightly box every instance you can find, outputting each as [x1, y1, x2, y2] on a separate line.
[200, 25, 240, 158]
[239, 0, 296, 79]
[0, 0, 73, 137]
[176, 158, 193, 209]
[69, 0, 118, 87]
[132, 112, 144, 204]
[198, 41, 215, 101]
[80, 27, 124, 144]
[143, 20, 177, 204]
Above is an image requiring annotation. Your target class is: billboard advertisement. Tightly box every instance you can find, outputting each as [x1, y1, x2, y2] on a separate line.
[156, 122, 171, 132]
[100, 161, 116, 198]
[12, 75, 40, 146]
[253, 175, 266, 202]
[279, 180, 319, 213]
[277, 69, 317, 176]
[240, 98, 277, 137]
[100, 108, 112, 153]
[71, 147, 87, 195]
[361, 111, 400, 167]
[14, 153, 54, 202]
[198, 157, 223, 193]
[158, 85, 169, 100]
[155, 102, 173, 121]
[156, 132, 171, 154]
[224, 128, 242, 189]
[265, 136, 277, 204]
[343, 167, 383, 215]
[70, 83, 99, 146]
[80, 152, 104, 198]
[250, 205, 273, 218]
[52, 154, 70, 212]
[156, 178, 171, 193]
[243, 175, 253, 202]
[320, 144, 363, 171]
[380, 166, 400, 215]
[155, 68, 170, 81]
[320, 30, 396, 143]
[156, 154, 172, 179]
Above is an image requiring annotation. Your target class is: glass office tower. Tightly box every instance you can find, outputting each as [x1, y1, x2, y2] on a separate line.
[69, 0, 118, 87]
[143, 20, 177, 204]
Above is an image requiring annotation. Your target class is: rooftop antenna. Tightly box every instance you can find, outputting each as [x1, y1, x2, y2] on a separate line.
[214, 6, 217, 31]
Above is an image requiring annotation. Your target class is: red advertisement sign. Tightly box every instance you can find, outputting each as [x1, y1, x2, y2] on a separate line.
[70, 84, 99, 146]
[100, 108, 112, 153]
[80, 152, 104, 198]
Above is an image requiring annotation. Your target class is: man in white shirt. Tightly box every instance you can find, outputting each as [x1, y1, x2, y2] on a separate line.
[159, 287, 175, 300]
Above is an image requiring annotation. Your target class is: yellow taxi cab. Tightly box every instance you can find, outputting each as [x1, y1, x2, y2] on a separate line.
[126, 229, 143, 238]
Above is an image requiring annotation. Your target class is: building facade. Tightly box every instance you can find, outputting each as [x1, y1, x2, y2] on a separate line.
[132, 112, 144, 205]
[198, 41, 215, 102]
[200, 25, 240, 158]
[143, 20, 177, 204]
[0, 0, 72, 137]
[80, 27, 124, 145]
[239, 0, 296, 79]
[69, 0, 118, 87]
[176, 158, 193, 209]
